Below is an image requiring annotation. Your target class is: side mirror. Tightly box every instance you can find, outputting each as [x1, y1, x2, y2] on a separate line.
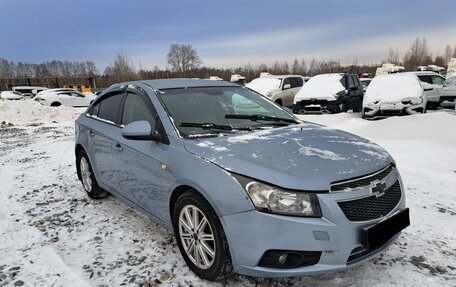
[121, 120, 161, 141]
[283, 84, 291, 90]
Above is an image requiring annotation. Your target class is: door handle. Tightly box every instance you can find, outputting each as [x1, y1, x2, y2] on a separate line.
[88, 130, 95, 137]
[114, 143, 123, 151]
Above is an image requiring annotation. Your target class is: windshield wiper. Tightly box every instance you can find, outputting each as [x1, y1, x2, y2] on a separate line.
[225, 114, 300, 124]
[180, 122, 254, 131]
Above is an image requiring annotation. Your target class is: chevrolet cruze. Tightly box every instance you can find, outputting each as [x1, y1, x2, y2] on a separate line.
[74, 79, 409, 280]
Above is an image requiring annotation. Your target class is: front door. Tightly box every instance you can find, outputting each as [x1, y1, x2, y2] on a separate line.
[116, 89, 167, 220]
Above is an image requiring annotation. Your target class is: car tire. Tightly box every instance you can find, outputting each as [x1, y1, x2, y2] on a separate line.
[76, 150, 108, 199]
[172, 191, 232, 280]
[275, 99, 283, 106]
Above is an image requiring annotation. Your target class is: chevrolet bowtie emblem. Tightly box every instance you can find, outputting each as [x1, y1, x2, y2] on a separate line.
[371, 181, 386, 197]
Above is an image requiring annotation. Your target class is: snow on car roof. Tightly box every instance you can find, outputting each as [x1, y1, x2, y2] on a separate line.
[246, 77, 281, 96]
[294, 73, 345, 99]
[363, 73, 423, 105]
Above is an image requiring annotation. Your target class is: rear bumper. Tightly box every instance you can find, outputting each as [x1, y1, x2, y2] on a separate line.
[293, 99, 340, 114]
[221, 171, 407, 277]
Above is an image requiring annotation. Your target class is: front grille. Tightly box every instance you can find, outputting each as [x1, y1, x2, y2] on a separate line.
[331, 165, 394, 192]
[337, 181, 402, 222]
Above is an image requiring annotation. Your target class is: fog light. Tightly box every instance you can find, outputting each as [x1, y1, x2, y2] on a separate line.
[278, 254, 288, 264]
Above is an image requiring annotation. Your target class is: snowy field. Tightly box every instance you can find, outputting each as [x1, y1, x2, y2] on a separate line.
[0, 99, 455, 287]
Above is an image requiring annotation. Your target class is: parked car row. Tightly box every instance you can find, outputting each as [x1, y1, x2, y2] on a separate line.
[244, 70, 454, 120]
[1, 87, 96, 107]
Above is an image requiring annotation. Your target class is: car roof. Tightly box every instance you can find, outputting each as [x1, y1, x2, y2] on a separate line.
[409, 71, 442, 76]
[114, 78, 240, 90]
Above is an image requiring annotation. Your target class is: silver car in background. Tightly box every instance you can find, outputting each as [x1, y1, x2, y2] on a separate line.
[74, 79, 409, 280]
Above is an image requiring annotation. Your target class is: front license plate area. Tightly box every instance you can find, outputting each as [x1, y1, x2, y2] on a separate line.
[364, 208, 410, 251]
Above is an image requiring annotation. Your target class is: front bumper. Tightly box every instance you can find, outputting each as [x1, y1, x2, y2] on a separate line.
[221, 170, 407, 277]
[293, 99, 340, 114]
[363, 101, 425, 120]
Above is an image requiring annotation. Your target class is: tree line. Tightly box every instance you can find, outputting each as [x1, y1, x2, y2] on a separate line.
[1, 37, 456, 89]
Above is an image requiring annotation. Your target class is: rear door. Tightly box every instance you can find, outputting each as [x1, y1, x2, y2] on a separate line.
[86, 91, 126, 191]
[71, 92, 89, 107]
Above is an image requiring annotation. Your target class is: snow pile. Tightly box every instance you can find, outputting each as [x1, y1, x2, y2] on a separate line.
[0, 99, 84, 124]
[363, 74, 423, 106]
[294, 73, 345, 103]
[246, 77, 281, 96]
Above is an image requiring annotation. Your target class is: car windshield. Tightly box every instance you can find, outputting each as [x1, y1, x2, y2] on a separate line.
[157, 86, 298, 138]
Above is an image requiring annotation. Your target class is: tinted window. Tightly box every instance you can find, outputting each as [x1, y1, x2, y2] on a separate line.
[282, 78, 291, 88]
[348, 75, 355, 87]
[121, 93, 156, 126]
[431, 76, 445, 85]
[290, 77, 303, 88]
[97, 93, 123, 123]
[353, 76, 361, 86]
[418, 75, 432, 84]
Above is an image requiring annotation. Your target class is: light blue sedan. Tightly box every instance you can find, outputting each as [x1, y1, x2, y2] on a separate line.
[74, 79, 409, 280]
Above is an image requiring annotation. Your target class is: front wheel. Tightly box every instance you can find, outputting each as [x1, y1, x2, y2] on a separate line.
[173, 191, 232, 280]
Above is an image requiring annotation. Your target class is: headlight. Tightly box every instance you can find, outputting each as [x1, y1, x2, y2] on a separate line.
[233, 175, 321, 217]
[401, 97, 422, 105]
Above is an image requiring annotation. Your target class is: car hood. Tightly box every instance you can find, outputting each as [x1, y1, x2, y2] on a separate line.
[183, 123, 393, 191]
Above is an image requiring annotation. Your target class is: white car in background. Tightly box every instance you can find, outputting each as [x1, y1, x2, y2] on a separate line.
[410, 71, 445, 109]
[246, 74, 304, 106]
[0, 91, 24, 100]
[35, 89, 96, 107]
[360, 78, 372, 92]
[363, 73, 428, 119]
[441, 75, 456, 107]
[12, 86, 48, 98]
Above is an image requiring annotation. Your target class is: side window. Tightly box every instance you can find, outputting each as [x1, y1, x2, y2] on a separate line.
[97, 93, 124, 124]
[296, 77, 304, 87]
[289, 77, 303, 88]
[431, 76, 445, 85]
[348, 75, 355, 88]
[418, 75, 432, 84]
[89, 102, 100, 116]
[71, 92, 84, 97]
[353, 76, 361, 87]
[121, 92, 156, 127]
[282, 78, 291, 88]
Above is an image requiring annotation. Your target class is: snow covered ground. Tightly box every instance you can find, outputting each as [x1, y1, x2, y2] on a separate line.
[0, 99, 455, 287]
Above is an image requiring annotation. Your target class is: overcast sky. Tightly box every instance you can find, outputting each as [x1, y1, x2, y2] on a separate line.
[1, 0, 455, 71]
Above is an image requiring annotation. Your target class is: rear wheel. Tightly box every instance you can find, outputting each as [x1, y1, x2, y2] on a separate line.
[76, 150, 108, 199]
[173, 191, 232, 280]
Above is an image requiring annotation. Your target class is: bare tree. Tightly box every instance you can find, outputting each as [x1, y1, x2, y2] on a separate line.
[291, 59, 300, 74]
[166, 44, 202, 76]
[387, 47, 400, 64]
[403, 37, 433, 70]
[103, 51, 137, 82]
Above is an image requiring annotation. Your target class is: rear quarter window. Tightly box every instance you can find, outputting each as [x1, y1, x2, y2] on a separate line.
[96, 93, 124, 124]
